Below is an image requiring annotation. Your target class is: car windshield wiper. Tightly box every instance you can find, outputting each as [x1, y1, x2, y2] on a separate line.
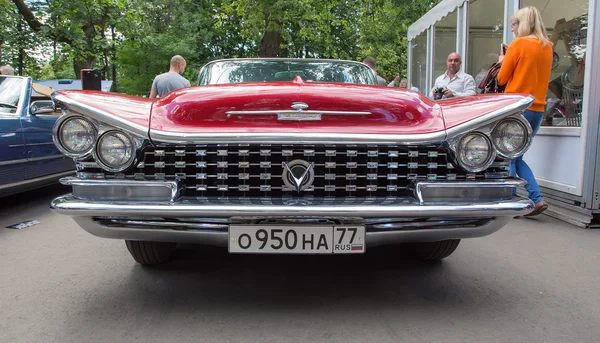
[0, 102, 17, 108]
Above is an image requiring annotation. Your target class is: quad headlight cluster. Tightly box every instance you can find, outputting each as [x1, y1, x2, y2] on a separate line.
[53, 115, 137, 172]
[452, 116, 532, 173]
[55, 116, 97, 157]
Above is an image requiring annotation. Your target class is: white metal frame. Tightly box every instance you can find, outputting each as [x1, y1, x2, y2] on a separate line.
[584, 0, 600, 210]
[407, 41, 413, 88]
[504, 0, 519, 44]
[407, 0, 598, 221]
[426, 26, 435, 93]
[457, 3, 469, 70]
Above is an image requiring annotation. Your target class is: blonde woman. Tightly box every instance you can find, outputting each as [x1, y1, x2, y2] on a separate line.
[497, 6, 552, 216]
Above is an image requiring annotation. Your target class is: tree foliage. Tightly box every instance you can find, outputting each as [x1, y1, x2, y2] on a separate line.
[6, 0, 440, 94]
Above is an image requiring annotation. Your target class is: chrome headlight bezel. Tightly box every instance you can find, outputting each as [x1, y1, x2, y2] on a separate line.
[52, 115, 98, 159]
[491, 117, 532, 159]
[93, 130, 137, 173]
[454, 132, 496, 173]
[447, 112, 533, 173]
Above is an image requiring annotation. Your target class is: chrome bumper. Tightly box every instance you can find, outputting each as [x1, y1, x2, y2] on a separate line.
[51, 193, 532, 218]
[50, 195, 532, 247]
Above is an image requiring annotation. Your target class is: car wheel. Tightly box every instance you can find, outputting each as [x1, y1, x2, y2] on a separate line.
[409, 239, 461, 261]
[125, 240, 176, 265]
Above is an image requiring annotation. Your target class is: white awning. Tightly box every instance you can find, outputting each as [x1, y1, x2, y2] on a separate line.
[408, 0, 469, 41]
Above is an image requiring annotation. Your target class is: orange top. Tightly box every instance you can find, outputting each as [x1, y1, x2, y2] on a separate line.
[497, 37, 553, 112]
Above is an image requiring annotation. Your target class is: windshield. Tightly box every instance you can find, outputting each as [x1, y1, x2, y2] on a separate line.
[197, 60, 376, 86]
[0, 76, 23, 114]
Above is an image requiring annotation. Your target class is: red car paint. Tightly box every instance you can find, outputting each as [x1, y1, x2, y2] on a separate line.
[57, 81, 529, 135]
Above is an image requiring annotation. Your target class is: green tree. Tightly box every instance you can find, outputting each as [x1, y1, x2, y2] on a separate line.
[8, 0, 440, 93]
[12, 0, 127, 78]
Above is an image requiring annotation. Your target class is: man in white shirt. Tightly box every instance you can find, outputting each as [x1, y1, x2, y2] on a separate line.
[430, 52, 476, 99]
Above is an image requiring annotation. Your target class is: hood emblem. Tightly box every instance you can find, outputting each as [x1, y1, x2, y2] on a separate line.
[291, 102, 309, 111]
[278, 102, 321, 121]
[282, 159, 315, 193]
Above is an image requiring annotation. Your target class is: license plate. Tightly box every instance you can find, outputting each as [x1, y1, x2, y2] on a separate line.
[229, 225, 365, 254]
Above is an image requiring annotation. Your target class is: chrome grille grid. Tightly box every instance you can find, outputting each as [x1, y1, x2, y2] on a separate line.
[90, 144, 509, 198]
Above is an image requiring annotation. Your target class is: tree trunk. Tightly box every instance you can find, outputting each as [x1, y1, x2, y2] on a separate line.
[74, 57, 95, 79]
[111, 26, 117, 92]
[259, 12, 283, 58]
[17, 19, 23, 75]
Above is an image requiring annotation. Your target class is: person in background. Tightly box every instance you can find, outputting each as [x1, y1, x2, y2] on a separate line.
[362, 57, 388, 86]
[430, 52, 476, 99]
[497, 6, 552, 216]
[0, 65, 15, 75]
[388, 74, 401, 87]
[149, 55, 190, 98]
[388, 75, 420, 92]
[474, 53, 499, 92]
[400, 78, 420, 93]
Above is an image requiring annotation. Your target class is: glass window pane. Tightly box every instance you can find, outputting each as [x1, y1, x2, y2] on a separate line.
[433, 10, 457, 84]
[410, 32, 427, 93]
[468, 0, 504, 92]
[521, 0, 588, 127]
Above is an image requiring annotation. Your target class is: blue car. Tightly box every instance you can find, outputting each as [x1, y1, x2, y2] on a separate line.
[0, 76, 103, 197]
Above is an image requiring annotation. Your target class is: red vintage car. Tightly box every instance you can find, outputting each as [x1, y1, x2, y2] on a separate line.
[49, 58, 534, 265]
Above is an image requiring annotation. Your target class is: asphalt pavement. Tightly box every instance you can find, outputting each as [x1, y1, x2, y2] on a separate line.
[1, 185, 599, 343]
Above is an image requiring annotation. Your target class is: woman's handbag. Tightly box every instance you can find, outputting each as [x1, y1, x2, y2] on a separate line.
[478, 62, 505, 94]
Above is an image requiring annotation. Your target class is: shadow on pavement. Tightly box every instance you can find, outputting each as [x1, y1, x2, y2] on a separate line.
[0, 184, 70, 215]
[99, 245, 503, 314]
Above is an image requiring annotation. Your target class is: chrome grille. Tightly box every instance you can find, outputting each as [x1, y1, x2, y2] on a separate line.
[90, 144, 509, 198]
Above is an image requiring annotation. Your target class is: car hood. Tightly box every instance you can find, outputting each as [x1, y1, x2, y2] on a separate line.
[149, 79, 444, 135]
[53, 81, 533, 144]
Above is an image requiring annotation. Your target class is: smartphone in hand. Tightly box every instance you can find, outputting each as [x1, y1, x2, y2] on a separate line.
[501, 43, 508, 55]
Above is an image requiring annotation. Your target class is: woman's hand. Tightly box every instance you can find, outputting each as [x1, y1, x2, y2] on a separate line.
[498, 43, 508, 64]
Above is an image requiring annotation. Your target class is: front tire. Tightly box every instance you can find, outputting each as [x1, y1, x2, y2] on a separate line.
[125, 240, 176, 265]
[408, 239, 461, 261]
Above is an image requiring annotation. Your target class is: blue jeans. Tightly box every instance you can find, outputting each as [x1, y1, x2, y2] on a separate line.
[510, 110, 544, 203]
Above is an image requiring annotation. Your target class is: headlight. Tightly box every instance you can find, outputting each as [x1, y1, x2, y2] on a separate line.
[456, 132, 495, 172]
[54, 116, 97, 158]
[94, 131, 136, 172]
[492, 118, 530, 158]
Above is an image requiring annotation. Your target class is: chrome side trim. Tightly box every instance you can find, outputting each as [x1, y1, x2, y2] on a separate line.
[0, 170, 74, 191]
[51, 194, 533, 218]
[226, 110, 372, 116]
[413, 180, 524, 204]
[148, 131, 447, 145]
[445, 95, 534, 137]
[52, 94, 149, 139]
[70, 216, 510, 246]
[28, 155, 68, 163]
[0, 158, 29, 166]
[0, 155, 69, 167]
[26, 142, 57, 147]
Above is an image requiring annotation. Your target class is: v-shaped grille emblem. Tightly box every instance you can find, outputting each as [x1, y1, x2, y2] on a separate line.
[282, 160, 315, 193]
